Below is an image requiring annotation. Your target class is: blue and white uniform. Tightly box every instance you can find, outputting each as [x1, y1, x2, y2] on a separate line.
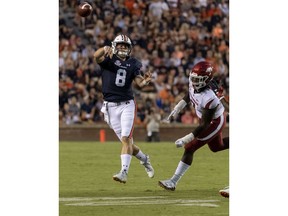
[99, 55, 142, 139]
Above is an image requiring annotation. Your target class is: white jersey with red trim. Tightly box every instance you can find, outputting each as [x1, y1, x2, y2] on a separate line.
[189, 80, 224, 119]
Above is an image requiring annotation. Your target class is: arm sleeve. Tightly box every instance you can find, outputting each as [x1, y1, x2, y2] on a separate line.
[98, 57, 110, 68]
[134, 59, 142, 77]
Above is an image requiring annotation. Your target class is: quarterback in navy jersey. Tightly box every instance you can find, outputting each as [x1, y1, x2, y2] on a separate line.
[99, 53, 143, 102]
[158, 61, 229, 191]
[93, 34, 154, 184]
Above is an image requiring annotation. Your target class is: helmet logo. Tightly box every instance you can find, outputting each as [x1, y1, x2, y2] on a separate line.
[206, 67, 213, 73]
[121, 35, 128, 42]
[191, 72, 197, 76]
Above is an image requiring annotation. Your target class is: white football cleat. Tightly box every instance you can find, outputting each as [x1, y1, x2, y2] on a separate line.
[219, 186, 229, 198]
[140, 155, 154, 178]
[112, 171, 128, 184]
[158, 179, 176, 191]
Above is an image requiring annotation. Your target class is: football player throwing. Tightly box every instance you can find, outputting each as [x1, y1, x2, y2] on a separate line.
[94, 34, 154, 184]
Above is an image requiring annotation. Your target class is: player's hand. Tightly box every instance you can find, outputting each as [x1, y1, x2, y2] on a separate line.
[166, 109, 178, 121]
[104, 46, 113, 59]
[143, 70, 152, 84]
[175, 133, 195, 148]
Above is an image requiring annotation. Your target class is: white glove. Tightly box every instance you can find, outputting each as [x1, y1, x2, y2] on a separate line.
[175, 133, 195, 148]
[167, 99, 187, 121]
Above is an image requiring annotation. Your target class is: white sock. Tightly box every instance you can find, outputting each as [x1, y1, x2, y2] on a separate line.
[134, 150, 147, 163]
[120, 154, 132, 174]
[171, 161, 190, 184]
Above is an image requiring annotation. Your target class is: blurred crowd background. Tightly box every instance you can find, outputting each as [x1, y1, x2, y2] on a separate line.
[59, 0, 229, 127]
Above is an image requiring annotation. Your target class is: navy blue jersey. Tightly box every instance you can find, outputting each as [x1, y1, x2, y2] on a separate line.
[98, 55, 142, 102]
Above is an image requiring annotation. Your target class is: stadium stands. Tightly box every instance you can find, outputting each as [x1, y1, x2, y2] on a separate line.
[59, 0, 229, 125]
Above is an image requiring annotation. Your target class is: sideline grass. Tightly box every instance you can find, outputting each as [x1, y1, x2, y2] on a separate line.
[60, 141, 229, 216]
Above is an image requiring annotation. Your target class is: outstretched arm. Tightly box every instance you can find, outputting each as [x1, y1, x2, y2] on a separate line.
[93, 46, 113, 63]
[166, 92, 190, 122]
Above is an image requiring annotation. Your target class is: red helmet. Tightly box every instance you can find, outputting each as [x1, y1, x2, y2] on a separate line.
[190, 61, 214, 91]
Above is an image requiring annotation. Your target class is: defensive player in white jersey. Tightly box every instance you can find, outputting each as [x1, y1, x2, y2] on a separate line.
[158, 61, 229, 191]
[93, 34, 154, 184]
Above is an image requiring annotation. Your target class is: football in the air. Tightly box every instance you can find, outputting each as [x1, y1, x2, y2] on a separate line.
[77, 2, 93, 17]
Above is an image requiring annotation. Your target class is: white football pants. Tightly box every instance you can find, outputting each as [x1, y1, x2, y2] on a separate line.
[101, 99, 136, 140]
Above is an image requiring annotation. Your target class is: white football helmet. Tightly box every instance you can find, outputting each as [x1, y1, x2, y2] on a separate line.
[111, 34, 132, 58]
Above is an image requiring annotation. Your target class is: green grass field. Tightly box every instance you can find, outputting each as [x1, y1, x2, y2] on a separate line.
[59, 141, 229, 216]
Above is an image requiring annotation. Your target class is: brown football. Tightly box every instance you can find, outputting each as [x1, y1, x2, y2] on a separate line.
[77, 2, 93, 17]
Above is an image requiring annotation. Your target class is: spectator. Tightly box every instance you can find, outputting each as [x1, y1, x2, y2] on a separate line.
[193, 51, 205, 65]
[212, 23, 223, 38]
[148, 0, 169, 20]
[180, 108, 199, 125]
[80, 97, 95, 123]
[144, 107, 161, 142]
[67, 96, 81, 124]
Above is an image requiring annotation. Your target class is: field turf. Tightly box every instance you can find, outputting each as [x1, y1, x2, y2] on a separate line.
[59, 141, 229, 216]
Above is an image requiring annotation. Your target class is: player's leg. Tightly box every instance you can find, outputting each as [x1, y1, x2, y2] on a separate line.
[132, 143, 154, 178]
[111, 136, 132, 183]
[107, 106, 131, 183]
[197, 114, 227, 152]
[122, 100, 154, 178]
[159, 115, 226, 190]
[158, 139, 206, 191]
[109, 127, 130, 183]
[207, 135, 229, 152]
[112, 101, 136, 183]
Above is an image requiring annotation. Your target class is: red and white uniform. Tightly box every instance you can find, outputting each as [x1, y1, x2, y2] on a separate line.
[189, 80, 224, 119]
[185, 80, 226, 152]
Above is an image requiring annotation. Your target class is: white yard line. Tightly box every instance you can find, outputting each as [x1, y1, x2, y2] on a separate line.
[59, 196, 164, 202]
[60, 196, 220, 207]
